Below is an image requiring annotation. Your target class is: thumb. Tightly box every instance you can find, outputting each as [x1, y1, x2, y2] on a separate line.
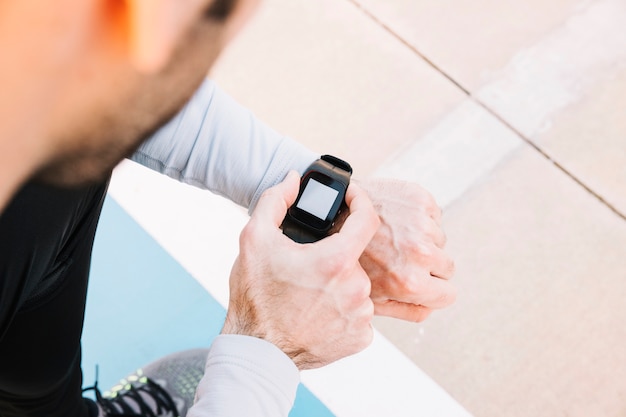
[252, 171, 301, 229]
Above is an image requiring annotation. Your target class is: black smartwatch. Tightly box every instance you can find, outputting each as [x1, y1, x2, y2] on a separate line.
[281, 155, 353, 243]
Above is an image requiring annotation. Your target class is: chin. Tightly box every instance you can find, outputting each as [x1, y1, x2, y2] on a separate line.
[33, 161, 114, 188]
[32, 138, 135, 188]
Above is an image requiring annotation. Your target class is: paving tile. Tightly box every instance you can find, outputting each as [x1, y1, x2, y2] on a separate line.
[353, 0, 586, 90]
[533, 68, 626, 217]
[210, 0, 466, 175]
[374, 146, 626, 417]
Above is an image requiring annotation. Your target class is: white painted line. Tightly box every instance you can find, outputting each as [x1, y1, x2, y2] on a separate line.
[108, 159, 472, 417]
[375, 99, 523, 208]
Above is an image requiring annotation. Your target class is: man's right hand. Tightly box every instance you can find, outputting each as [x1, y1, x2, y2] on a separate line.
[222, 171, 380, 370]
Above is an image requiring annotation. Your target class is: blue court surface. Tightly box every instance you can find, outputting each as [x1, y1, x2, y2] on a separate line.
[82, 196, 333, 416]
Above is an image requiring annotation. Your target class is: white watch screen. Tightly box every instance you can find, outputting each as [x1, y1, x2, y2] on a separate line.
[296, 179, 339, 220]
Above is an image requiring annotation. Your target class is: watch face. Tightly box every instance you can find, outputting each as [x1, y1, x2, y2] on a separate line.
[288, 172, 346, 233]
[296, 178, 339, 220]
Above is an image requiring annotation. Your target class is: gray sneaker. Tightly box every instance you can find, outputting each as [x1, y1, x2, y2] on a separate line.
[84, 349, 209, 417]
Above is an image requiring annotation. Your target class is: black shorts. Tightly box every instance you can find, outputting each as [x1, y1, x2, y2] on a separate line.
[0, 178, 109, 417]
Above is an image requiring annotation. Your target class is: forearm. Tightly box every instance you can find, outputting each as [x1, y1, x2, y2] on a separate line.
[131, 79, 318, 213]
[187, 335, 300, 417]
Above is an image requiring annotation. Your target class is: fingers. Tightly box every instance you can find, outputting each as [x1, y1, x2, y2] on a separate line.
[350, 274, 376, 349]
[374, 301, 433, 323]
[412, 276, 457, 308]
[429, 202, 443, 227]
[413, 187, 442, 227]
[344, 264, 374, 310]
[252, 170, 301, 229]
[424, 216, 447, 249]
[373, 269, 457, 310]
[328, 182, 380, 259]
[428, 245, 456, 280]
[351, 272, 375, 351]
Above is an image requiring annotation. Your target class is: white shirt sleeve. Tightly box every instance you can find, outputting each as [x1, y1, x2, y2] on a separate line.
[187, 335, 301, 417]
[131, 79, 319, 214]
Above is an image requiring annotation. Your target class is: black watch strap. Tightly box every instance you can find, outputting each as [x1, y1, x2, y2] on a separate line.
[318, 154, 353, 177]
[281, 217, 326, 243]
[281, 155, 352, 243]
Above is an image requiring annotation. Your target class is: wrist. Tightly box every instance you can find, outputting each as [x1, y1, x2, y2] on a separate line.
[221, 314, 316, 370]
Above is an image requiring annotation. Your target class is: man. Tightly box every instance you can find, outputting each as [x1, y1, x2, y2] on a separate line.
[0, 0, 455, 416]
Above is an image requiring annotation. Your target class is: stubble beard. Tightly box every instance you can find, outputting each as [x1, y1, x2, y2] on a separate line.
[34, 22, 225, 188]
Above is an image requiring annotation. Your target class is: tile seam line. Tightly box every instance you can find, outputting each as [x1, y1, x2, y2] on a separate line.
[474, 100, 626, 222]
[345, 0, 470, 96]
[347, 0, 626, 223]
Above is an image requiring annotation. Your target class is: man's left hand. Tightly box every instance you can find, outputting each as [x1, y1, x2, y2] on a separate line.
[356, 178, 457, 322]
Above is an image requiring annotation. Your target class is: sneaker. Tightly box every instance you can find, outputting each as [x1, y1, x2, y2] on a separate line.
[84, 349, 209, 417]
